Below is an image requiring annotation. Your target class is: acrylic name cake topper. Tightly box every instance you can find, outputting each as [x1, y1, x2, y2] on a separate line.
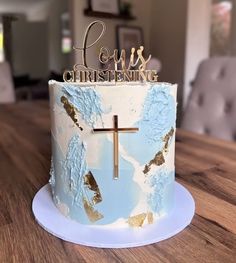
[63, 20, 158, 83]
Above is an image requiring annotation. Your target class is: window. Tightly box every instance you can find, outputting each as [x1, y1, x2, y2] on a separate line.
[210, 0, 233, 56]
[61, 12, 72, 54]
[0, 23, 4, 62]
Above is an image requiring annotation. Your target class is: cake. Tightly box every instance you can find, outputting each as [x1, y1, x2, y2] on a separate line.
[48, 21, 177, 228]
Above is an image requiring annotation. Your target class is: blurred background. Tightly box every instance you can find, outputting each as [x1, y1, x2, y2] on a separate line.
[0, 0, 236, 140]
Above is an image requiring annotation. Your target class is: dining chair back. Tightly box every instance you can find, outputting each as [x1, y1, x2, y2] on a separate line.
[0, 61, 15, 103]
[181, 57, 236, 141]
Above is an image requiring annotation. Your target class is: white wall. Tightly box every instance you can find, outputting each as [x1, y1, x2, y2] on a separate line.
[145, 0, 212, 121]
[183, 0, 212, 107]
[150, 0, 188, 122]
[70, 0, 214, 123]
[71, 0, 152, 69]
[27, 0, 52, 22]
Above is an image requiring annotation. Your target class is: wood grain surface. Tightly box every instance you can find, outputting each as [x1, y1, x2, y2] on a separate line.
[0, 101, 235, 263]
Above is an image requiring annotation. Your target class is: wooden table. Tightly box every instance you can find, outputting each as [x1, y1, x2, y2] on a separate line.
[0, 101, 235, 263]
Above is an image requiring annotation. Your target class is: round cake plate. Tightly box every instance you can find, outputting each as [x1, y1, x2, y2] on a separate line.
[32, 182, 195, 248]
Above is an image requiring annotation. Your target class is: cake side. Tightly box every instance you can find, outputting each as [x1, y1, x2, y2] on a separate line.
[49, 80, 177, 227]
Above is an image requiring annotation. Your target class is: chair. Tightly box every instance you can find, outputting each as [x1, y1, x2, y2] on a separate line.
[181, 57, 236, 141]
[0, 62, 16, 103]
[146, 58, 162, 73]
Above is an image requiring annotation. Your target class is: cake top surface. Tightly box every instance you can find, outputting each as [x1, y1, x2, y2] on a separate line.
[62, 20, 160, 84]
[49, 80, 177, 88]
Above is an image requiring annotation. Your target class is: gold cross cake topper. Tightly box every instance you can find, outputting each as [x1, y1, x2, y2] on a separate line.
[63, 20, 158, 83]
[93, 115, 139, 179]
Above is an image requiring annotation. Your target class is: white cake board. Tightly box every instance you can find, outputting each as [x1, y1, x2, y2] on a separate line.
[32, 182, 195, 248]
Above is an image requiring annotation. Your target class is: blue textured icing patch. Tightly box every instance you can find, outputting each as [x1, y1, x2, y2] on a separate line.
[51, 134, 92, 223]
[62, 84, 104, 127]
[147, 169, 174, 213]
[90, 137, 141, 224]
[140, 84, 176, 142]
[120, 83, 176, 165]
[63, 135, 88, 205]
[51, 134, 141, 225]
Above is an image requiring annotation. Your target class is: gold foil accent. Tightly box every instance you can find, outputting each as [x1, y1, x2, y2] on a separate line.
[93, 115, 139, 180]
[151, 151, 165, 166]
[143, 127, 174, 174]
[163, 127, 174, 153]
[147, 212, 154, 224]
[63, 21, 158, 83]
[61, 96, 83, 131]
[128, 213, 147, 227]
[83, 198, 104, 222]
[143, 151, 165, 174]
[84, 171, 102, 205]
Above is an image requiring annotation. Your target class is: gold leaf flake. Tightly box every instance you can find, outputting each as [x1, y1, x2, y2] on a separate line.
[152, 151, 165, 166]
[83, 198, 104, 222]
[143, 151, 165, 174]
[143, 164, 151, 174]
[147, 212, 153, 224]
[163, 127, 174, 153]
[84, 171, 102, 205]
[61, 96, 83, 131]
[143, 127, 174, 174]
[128, 213, 147, 227]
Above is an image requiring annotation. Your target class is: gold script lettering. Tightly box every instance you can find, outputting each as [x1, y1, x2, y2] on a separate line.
[63, 20, 158, 83]
[63, 70, 75, 82]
